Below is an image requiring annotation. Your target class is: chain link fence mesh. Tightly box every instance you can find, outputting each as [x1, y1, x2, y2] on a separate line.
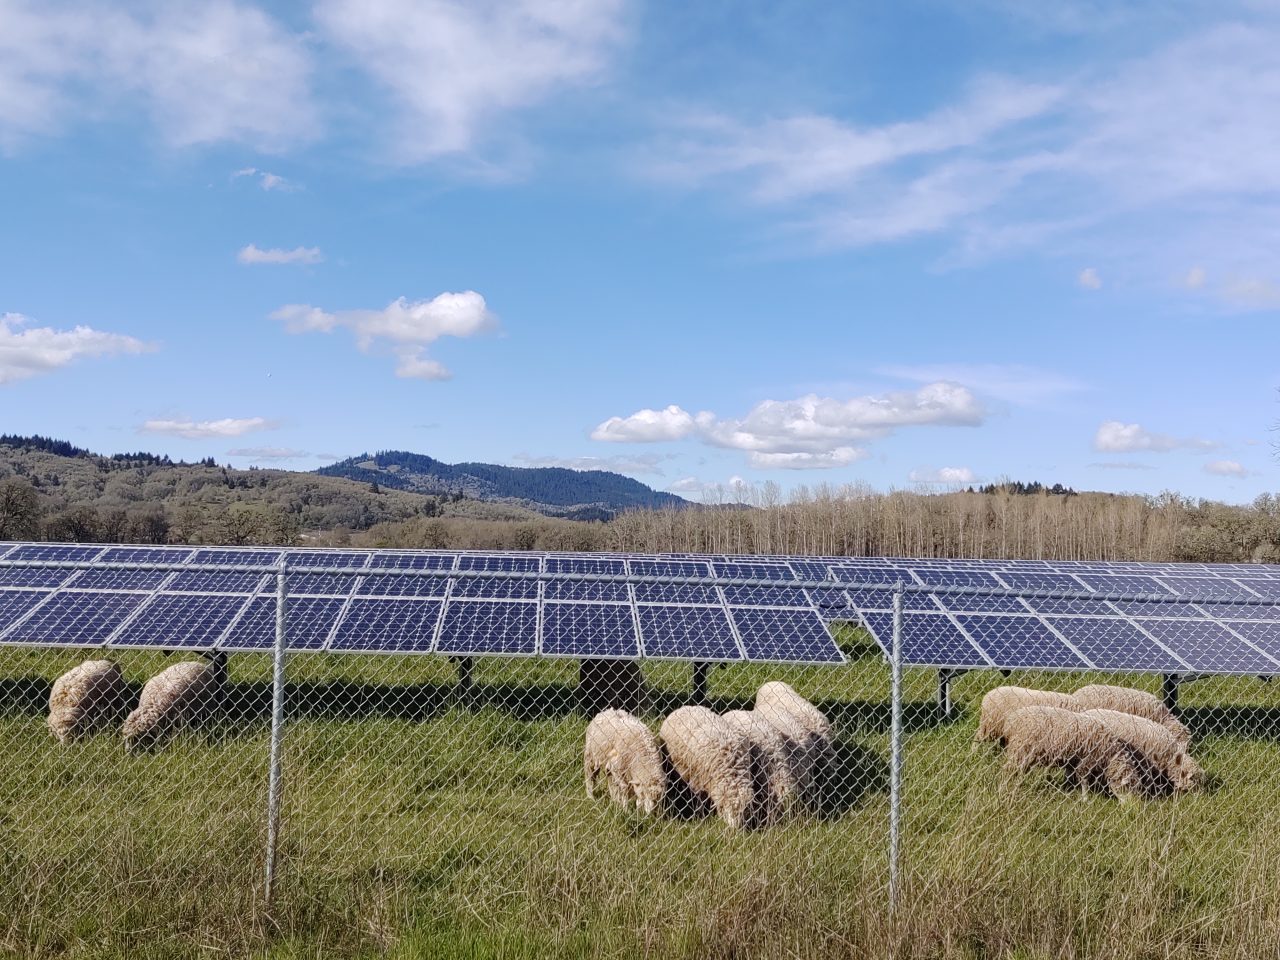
[1, 555, 1278, 958]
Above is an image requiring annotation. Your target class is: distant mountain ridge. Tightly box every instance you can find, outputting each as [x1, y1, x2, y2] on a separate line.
[316, 451, 687, 520]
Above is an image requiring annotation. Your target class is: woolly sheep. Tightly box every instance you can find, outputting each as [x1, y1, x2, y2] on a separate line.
[721, 709, 799, 823]
[1081, 708, 1203, 795]
[1073, 684, 1191, 747]
[1003, 705, 1144, 799]
[754, 680, 834, 800]
[121, 660, 224, 752]
[975, 686, 1080, 745]
[583, 708, 667, 815]
[48, 659, 129, 743]
[659, 705, 763, 829]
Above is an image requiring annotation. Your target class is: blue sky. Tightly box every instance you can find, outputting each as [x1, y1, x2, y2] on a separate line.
[1, 0, 1277, 503]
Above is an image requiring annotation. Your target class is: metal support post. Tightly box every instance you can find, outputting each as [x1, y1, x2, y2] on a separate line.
[456, 655, 474, 692]
[264, 563, 288, 908]
[888, 583, 904, 915]
[1161, 673, 1180, 712]
[692, 661, 710, 705]
[937, 668, 967, 720]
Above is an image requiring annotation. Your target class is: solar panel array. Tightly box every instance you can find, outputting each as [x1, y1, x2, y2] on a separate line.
[0, 543, 844, 665]
[2, 543, 1278, 674]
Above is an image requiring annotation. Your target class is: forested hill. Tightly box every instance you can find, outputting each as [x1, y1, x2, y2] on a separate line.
[316, 451, 687, 518]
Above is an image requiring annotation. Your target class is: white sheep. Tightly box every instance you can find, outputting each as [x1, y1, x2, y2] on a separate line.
[1080, 708, 1203, 795]
[721, 709, 798, 823]
[48, 659, 129, 743]
[122, 660, 224, 752]
[1073, 684, 1191, 747]
[1003, 705, 1144, 799]
[975, 686, 1080, 745]
[659, 705, 763, 829]
[754, 681, 834, 802]
[583, 708, 667, 815]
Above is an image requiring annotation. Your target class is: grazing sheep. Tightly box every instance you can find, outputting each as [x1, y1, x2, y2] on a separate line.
[1073, 684, 1191, 747]
[659, 705, 762, 829]
[754, 681, 834, 801]
[722, 709, 798, 823]
[583, 708, 667, 815]
[1003, 705, 1144, 799]
[121, 660, 224, 752]
[1081, 708, 1203, 795]
[975, 686, 1080, 745]
[48, 659, 129, 743]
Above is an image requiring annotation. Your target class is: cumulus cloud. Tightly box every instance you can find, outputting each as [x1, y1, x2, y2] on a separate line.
[909, 466, 976, 484]
[1093, 420, 1218, 453]
[0, 0, 317, 152]
[226, 446, 309, 460]
[237, 243, 323, 265]
[272, 291, 498, 380]
[315, 0, 626, 162]
[1078, 267, 1102, 289]
[1205, 459, 1250, 477]
[0, 312, 153, 384]
[142, 417, 273, 439]
[233, 168, 298, 191]
[592, 382, 984, 469]
[513, 453, 672, 475]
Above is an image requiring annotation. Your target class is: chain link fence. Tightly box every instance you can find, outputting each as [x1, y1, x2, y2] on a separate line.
[1, 554, 1278, 958]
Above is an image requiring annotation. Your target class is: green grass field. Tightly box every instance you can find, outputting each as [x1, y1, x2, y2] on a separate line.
[3, 638, 1280, 960]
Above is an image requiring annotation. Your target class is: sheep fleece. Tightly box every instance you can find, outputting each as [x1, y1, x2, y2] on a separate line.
[1003, 705, 1141, 797]
[1073, 684, 1191, 746]
[122, 661, 220, 750]
[660, 705, 758, 829]
[976, 686, 1080, 744]
[754, 681, 834, 796]
[583, 708, 666, 815]
[721, 709, 798, 822]
[48, 660, 128, 743]
[1081, 708, 1203, 794]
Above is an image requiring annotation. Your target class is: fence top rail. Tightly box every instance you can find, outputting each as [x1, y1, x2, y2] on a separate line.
[1, 557, 1277, 607]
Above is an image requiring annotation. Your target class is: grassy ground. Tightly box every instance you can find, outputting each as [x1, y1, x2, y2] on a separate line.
[3, 638, 1280, 959]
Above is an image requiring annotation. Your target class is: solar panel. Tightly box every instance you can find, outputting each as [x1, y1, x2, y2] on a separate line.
[113, 594, 249, 649]
[543, 603, 638, 658]
[636, 605, 740, 661]
[436, 600, 538, 656]
[222, 596, 346, 651]
[330, 598, 442, 653]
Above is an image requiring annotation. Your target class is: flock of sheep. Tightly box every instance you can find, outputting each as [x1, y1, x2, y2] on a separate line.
[976, 683, 1204, 799]
[583, 680, 834, 829]
[46, 658, 224, 751]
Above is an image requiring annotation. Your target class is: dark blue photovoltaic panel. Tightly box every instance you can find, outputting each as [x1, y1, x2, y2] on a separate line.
[0, 590, 50, 633]
[290, 551, 368, 568]
[542, 603, 639, 658]
[810, 586, 853, 614]
[1109, 601, 1206, 619]
[630, 559, 717, 604]
[0, 567, 75, 588]
[436, 601, 538, 655]
[3, 592, 144, 646]
[451, 555, 540, 600]
[846, 588, 940, 612]
[830, 566, 912, 586]
[98, 547, 194, 564]
[113, 594, 249, 648]
[288, 573, 363, 596]
[788, 560, 838, 581]
[368, 553, 456, 570]
[1158, 577, 1257, 600]
[713, 561, 794, 580]
[330, 599, 442, 652]
[71, 569, 170, 590]
[1200, 603, 1280, 622]
[5, 544, 102, 562]
[1075, 574, 1175, 596]
[1236, 580, 1280, 600]
[193, 549, 281, 566]
[997, 572, 1090, 593]
[358, 572, 450, 598]
[933, 591, 1028, 613]
[221, 596, 346, 650]
[721, 584, 813, 606]
[168, 570, 267, 593]
[1021, 596, 1116, 616]
[1221, 621, 1280, 663]
[637, 605, 740, 661]
[731, 607, 842, 663]
[955, 615, 1089, 669]
[862, 612, 990, 667]
[1049, 618, 1187, 672]
[544, 556, 628, 602]
[914, 569, 1006, 589]
[1137, 620, 1280, 674]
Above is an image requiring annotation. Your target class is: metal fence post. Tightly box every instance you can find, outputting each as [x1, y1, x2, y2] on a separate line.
[888, 581, 904, 918]
[264, 561, 288, 907]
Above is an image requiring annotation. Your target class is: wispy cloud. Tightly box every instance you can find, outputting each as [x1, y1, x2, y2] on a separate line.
[226, 446, 309, 460]
[1093, 420, 1218, 453]
[237, 243, 323, 265]
[0, 312, 153, 384]
[512, 452, 672, 475]
[1205, 459, 1251, 477]
[909, 466, 976, 485]
[232, 168, 299, 192]
[272, 291, 499, 380]
[142, 417, 273, 439]
[880, 363, 1087, 405]
[1078, 267, 1102, 289]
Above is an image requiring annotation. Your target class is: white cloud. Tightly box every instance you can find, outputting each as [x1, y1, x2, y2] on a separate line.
[237, 243, 323, 265]
[226, 446, 309, 460]
[667, 476, 708, 494]
[1078, 267, 1102, 289]
[1183, 265, 1207, 289]
[142, 417, 272, 439]
[1205, 459, 1250, 477]
[879, 363, 1087, 404]
[272, 292, 498, 380]
[909, 466, 976, 484]
[1093, 420, 1218, 453]
[0, 312, 153, 384]
[592, 382, 984, 469]
[0, 0, 316, 152]
[233, 168, 298, 192]
[513, 453, 671, 475]
[315, 0, 626, 162]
